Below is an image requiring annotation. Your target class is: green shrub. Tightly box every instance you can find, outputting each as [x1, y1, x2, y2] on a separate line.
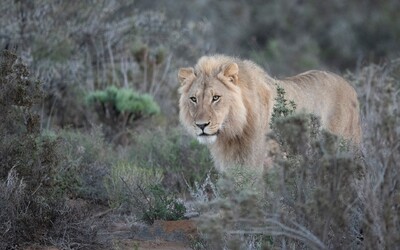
[0, 50, 103, 249]
[141, 184, 186, 224]
[104, 161, 185, 224]
[86, 86, 160, 129]
[54, 128, 114, 201]
[104, 161, 163, 209]
[269, 84, 300, 153]
[130, 128, 215, 192]
[270, 84, 297, 128]
[0, 50, 45, 180]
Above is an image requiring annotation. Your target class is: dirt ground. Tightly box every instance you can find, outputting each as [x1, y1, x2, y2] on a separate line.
[24, 200, 199, 250]
[114, 239, 192, 250]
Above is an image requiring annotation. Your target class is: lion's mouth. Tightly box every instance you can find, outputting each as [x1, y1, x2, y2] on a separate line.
[198, 131, 219, 137]
[196, 131, 218, 145]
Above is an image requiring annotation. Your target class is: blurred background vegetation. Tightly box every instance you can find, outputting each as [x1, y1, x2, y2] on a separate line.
[1, 0, 399, 126]
[0, 0, 399, 249]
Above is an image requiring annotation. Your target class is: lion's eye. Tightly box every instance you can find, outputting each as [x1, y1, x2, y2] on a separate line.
[212, 95, 220, 102]
[190, 97, 197, 103]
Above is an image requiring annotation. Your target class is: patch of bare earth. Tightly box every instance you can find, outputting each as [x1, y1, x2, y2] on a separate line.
[111, 220, 197, 250]
[24, 199, 199, 250]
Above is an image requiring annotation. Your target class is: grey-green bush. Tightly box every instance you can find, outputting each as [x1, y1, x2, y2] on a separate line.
[86, 86, 160, 130]
[0, 50, 104, 249]
[129, 128, 215, 193]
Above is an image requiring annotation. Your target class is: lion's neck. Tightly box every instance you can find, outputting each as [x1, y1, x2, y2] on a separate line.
[209, 125, 265, 172]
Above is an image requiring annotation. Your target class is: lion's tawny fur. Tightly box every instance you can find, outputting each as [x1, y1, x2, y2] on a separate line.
[178, 55, 361, 173]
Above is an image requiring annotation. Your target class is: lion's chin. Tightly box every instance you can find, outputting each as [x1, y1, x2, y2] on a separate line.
[197, 134, 217, 145]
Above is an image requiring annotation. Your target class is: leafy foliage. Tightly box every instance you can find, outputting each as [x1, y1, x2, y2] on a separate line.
[53, 128, 114, 201]
[142, 184, 186, 224]
[270, 84, 301, 152]
[0, 50, 45, 178]
[0, 50, 101, 249]
[104, 161, 163, 209]
[270, 84, 297, 126]
[86, 86, 160, 129]
[104, 161, 185, 224]
[130, 128, 215, 192]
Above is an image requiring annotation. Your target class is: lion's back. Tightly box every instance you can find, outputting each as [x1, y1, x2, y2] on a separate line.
[279, 70, 361, 143]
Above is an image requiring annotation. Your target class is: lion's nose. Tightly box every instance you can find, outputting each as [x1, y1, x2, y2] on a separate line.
[196, 122, 210, 131]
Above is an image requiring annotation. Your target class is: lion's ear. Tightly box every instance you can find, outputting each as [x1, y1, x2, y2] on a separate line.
[178, 67, 195, 86]
[220, 63, 239, 84]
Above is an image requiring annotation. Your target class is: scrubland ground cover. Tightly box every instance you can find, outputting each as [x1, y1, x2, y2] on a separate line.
[1, 1, 399, 249]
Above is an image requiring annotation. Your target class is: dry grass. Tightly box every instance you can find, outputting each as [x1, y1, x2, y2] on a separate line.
[349, 59, 400, 249]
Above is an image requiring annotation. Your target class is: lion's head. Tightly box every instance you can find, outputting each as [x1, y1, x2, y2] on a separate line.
[178, 56, 247, 145]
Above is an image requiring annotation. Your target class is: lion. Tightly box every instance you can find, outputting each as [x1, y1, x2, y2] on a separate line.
[178, 55, 361, 173]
